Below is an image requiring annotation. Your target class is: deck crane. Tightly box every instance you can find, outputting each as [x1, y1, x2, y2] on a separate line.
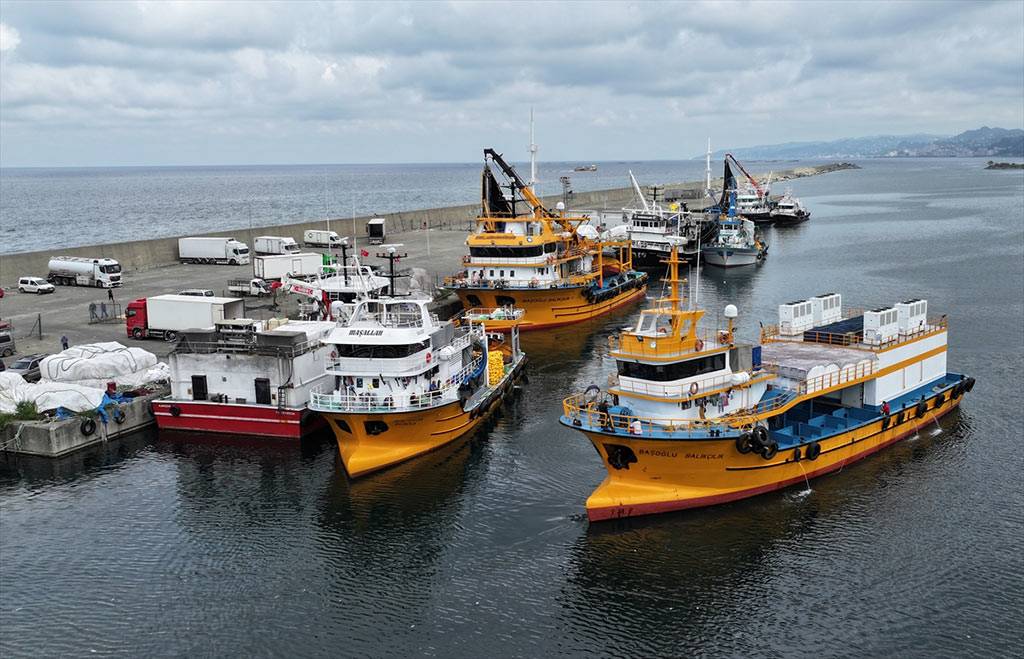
[481, 148, 586, 235]
[725, 153, 768, 201]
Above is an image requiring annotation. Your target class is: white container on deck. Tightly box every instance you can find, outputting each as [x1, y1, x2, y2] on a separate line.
[778, 299, 813, 336]
[863, 307, 899, 345]
[810, 293, 842, 326]
[896, 299, 928, 335]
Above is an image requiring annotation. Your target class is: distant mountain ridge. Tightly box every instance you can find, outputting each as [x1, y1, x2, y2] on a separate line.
[708, 127, 1024, 159]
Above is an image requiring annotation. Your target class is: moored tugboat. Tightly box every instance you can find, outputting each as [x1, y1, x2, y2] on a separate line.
[310, 297, 527, 477]
[560, 246, 973, 521]
[442, 148, 647, 331]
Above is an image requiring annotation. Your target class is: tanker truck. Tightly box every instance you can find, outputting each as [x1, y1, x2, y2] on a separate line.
[47, 256, 123, 288]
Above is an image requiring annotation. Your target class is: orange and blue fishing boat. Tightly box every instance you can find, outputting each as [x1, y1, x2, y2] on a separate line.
[560, 244, 974, 521]
[443, 148, 647, 331]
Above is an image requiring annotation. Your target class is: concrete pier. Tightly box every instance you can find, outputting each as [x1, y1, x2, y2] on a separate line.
[0, 387, 168, 457]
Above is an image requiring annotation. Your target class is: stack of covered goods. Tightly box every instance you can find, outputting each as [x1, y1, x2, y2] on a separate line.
[487, 350, 504, 386]
[39, 342, 169, 390]
[0, 372, 104, 413]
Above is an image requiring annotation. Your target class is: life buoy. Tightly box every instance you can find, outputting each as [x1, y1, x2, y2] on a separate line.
[113, 408, 126, 425]
[735, 433, 753, 454]
[689, 382, 699, 396]
[695, 339, 704, 351]
[80, 418, 96, 436]
[805, 442, 821, 460]
[330, 350, 338, 360]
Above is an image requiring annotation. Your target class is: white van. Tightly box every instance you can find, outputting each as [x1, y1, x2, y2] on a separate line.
[304, 229, 343, 248]
[18, 276, 55, 294]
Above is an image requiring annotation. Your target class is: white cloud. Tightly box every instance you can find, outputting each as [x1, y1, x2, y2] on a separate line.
[0, 22, 21, 52]
[0, 1, 1020, 167]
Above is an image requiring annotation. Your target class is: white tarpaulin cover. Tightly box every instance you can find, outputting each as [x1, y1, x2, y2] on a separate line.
[39, 342, 169, 389]
[0, 372, 105, 413]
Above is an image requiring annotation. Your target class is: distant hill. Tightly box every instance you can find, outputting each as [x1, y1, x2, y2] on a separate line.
[708, 127, 1024, 159]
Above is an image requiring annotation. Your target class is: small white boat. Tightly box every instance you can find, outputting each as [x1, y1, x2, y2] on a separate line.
[771, 190, 811, 225]
[701, 218, 767, 267]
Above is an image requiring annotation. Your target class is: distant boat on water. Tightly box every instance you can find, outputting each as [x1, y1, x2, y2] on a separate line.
[574, 164, 598, 172]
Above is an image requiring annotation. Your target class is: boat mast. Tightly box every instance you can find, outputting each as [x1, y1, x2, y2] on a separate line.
[705, 138, 712, 196]
[529, 108, 538, 193]
[629, 170, 650, 212]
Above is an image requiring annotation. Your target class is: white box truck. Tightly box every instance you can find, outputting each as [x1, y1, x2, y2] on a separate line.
[253, 253, 323, 281]
[254, 236, 300, 255]
[48, 257, 123, 288]
[367, 218, 386, 245]
[228, 278, 272, 297]
[304, 229, 343, 248]
[126, 294, 245, 341]
[178, 237, 250, 265]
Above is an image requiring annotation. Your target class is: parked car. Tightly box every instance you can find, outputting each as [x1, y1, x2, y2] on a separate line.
[0, 328, 13, 357]
[7, 353, 48, 382]
[178, 289, 215, 297]
[18, 277, 55, 295]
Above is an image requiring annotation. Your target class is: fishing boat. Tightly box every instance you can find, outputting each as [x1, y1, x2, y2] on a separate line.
[560, 246, 974, 521]
[574, 164, 598, 172]
[309, 297, 527, 477]
[153, 318, 335, 439]
[615, 171, 717, 267]
[700, 215, 767, 267]
[442, 149, 647, 331]
[724, 154, 774, 224]
[770, 190, 811, 225]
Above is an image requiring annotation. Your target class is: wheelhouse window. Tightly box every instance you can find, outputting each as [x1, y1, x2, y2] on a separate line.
[336, 340, 430, 359]
[470, 245, 545, 258]
[616, 353, 725, 381]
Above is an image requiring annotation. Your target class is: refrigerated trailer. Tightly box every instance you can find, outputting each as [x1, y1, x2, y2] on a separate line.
[253, 253, 322, 281]
[126, 294, 245, 341]
[178, 237, 251, 265]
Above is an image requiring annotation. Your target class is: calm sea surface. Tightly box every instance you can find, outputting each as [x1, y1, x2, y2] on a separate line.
[1, 159, 1023, 657]
[0, 158, 822, 254]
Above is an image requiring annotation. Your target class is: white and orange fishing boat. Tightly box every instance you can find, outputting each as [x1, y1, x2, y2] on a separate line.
[443, 148, 647, 331]
[561, 244, 974, 521]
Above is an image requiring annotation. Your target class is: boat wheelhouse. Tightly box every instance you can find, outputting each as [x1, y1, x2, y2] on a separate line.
[734, 184, 774, 223]
[153, 318, 335, 439]
[310, 296, 527, 477]
[560, 246, 973, 521]
[771, 190, 811, 225]
[442, 149, 647, 331]
[619, 172, 717, 266]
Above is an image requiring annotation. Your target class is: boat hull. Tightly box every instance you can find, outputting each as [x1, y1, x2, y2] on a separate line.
[152, 400, 323, 439]
[701, 246, 761, 267]
[569, 383, 965, 522]
[450, 282, 646, 331]
[322, 358, 525, 477]
[772, 212, 810, 226]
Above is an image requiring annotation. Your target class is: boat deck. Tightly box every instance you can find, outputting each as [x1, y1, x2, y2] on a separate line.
[761, 340, 875, 381]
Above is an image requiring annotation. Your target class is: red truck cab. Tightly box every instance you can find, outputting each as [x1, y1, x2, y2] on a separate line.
[125, 299, 148, 339]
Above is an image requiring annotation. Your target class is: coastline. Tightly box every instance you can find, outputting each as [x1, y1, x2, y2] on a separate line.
[0, 162, 857, 283]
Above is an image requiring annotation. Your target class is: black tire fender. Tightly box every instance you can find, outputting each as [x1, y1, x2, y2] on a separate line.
[760, 441, 778, 460]
[80, 418, 96, 436]
[965, 377, 975, 393]
[113, 408, 126, 425]
[169, 405, 181, 417]
[805, 442, 821, 461]
[736, 433, 754, 454]
[752, 425, 770, 448]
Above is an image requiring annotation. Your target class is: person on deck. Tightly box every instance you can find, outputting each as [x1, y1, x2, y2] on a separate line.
[881, 400, 891, 416]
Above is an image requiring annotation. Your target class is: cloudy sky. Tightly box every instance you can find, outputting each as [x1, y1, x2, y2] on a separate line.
[0, 0, 1022, 167]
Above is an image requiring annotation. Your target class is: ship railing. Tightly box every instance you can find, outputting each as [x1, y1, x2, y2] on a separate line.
[763, 317, 947, 351]
[612, 370, 774, 399]
[312, 356, 484, 413]
[608, 328, 729, 359]
[459, 307, 526, 323]
[326, 331, 473, 374]
[562, 394, 737, 437]
[174, 337, 322, 357]
[349, 310, 427, 329]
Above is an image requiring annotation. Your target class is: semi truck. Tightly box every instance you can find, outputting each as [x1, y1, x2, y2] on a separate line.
[254, 236, 300, 255]
[47, 257, 123, 288]
[126, 294, 245, 341]
[303, 229, 343, 248]
[367, 218, 386, 245]
[253, 253, 322, 281]
[227, 278, 273, 297]
[178, 237, 250, 265]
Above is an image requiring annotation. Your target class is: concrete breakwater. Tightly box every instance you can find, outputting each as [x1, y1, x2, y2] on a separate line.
[0, 162, 856, 284]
